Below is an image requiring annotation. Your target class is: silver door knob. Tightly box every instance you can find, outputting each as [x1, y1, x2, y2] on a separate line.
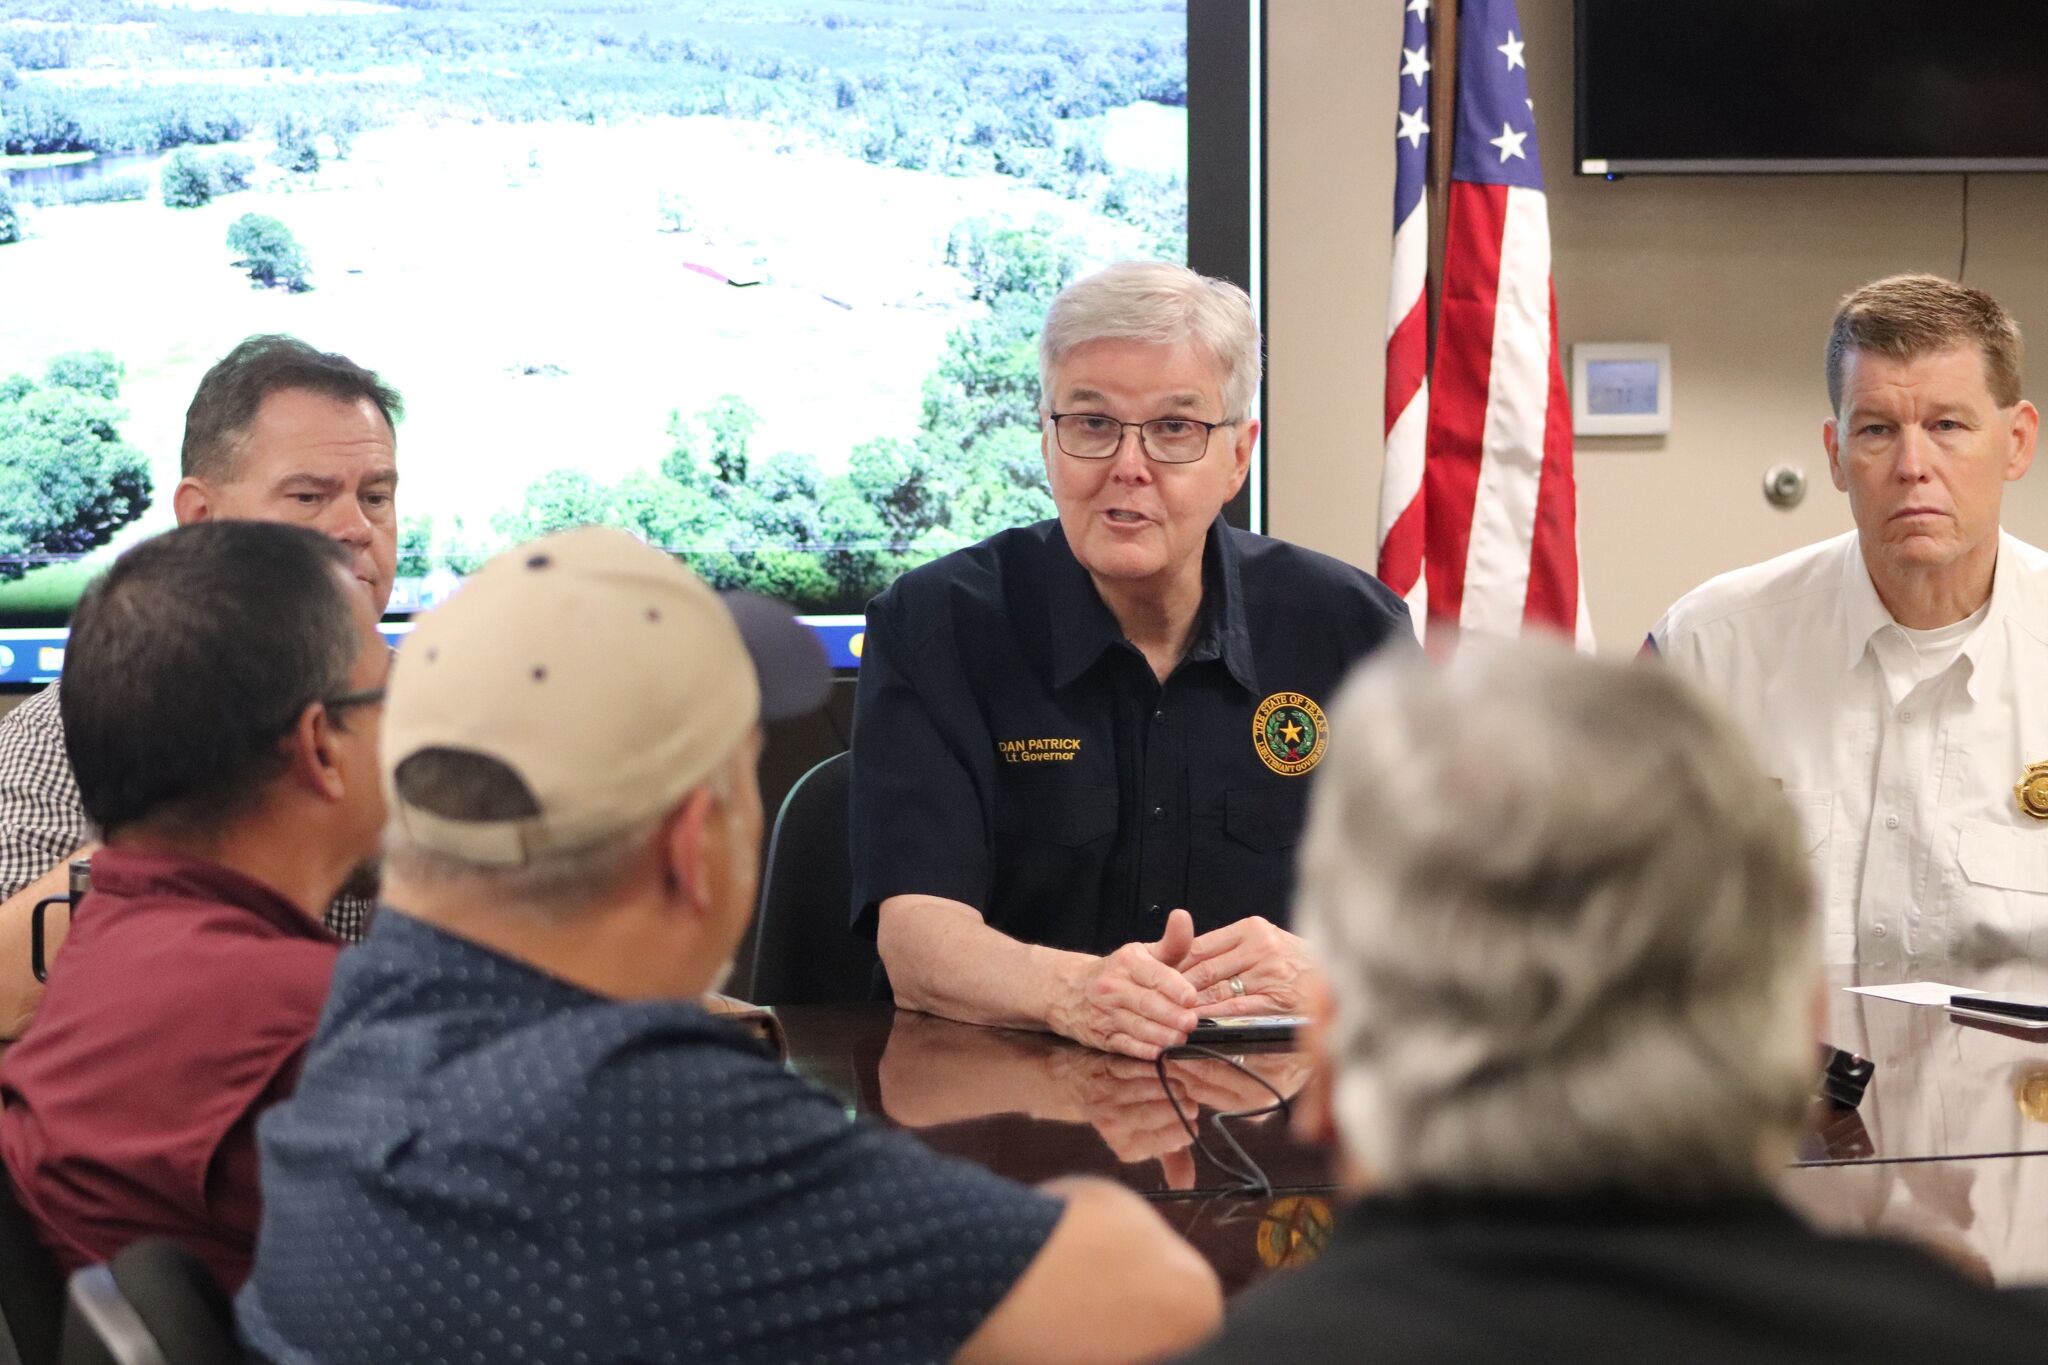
[1763, 464, 1807, 508]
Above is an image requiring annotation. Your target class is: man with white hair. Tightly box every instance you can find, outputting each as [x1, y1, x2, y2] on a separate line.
[853, 261, 1411, 1060]
[1177, 642, 2048, 1363]
[239, 528, 1222, 1365]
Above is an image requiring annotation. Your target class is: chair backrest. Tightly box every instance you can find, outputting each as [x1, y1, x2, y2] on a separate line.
[61, 1241, 241, 1365]
[0, 1168, 64, 1365]
[746, 751, 878, 1005]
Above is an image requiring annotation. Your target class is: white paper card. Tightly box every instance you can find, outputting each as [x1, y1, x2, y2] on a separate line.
[1844, 982, 1984, 1007]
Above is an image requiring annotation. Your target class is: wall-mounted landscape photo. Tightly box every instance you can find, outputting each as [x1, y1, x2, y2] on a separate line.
[0, 0, 1188, 618]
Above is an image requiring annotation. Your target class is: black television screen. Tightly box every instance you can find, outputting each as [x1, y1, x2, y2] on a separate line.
[0, 0, 1260, 679]
[1576, 1, 2048, 174]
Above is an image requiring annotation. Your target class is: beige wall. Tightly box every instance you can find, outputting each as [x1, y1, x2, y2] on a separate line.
[1265, 0, 2048, 651]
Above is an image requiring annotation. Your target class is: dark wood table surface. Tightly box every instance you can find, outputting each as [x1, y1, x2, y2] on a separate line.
[777, 964, 2048, 1296]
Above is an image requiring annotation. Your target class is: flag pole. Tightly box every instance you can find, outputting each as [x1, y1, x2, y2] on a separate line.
[1425, 0, 1458, 371]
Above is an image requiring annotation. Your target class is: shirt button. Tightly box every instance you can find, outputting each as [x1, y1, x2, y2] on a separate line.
[1885, 815, 1900, 830]
[1899, 710, 1914, 722]
[1150, 805, 1166, 821]
[1873, 924, 1889, 938]
[1153, 710, 1166, 724]
[1150, 903, 1163, 917]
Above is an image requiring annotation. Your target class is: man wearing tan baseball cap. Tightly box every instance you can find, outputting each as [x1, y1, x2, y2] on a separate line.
[237, 527, 1221, 1365]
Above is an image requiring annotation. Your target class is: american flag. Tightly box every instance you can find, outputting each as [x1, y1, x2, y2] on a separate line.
[1380, 0, 1591, 648]
[1375, 0, 1432, 631]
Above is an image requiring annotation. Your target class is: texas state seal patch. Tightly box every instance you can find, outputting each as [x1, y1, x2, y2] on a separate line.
[1253, 691, 1327, 777]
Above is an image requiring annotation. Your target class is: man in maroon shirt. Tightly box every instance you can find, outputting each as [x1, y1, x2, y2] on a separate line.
[0, 520, 388, 1289]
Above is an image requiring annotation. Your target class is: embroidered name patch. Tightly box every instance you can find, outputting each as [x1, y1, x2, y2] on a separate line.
[998, 737, 1083, 764]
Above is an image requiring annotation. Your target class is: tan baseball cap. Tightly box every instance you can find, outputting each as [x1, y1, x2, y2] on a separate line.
[382, 526, 829, 867]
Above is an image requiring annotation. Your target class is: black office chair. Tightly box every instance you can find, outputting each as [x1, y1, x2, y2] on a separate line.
[746, 751, 879, 1005]
[61, 1241, 242, 1365]
[0, 1169, 64, 1365]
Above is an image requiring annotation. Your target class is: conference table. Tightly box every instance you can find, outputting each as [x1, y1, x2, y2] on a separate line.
[776, 961, 2048, 1297]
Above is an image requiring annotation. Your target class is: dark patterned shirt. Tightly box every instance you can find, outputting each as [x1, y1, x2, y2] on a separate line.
[0, 683, 369, 940]
[238, 911, 1063, 1365]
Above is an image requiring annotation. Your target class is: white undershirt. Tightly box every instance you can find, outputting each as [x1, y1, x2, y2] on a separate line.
[1899, 600, 1990, 687]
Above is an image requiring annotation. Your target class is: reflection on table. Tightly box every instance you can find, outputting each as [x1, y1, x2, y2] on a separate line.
[776, 989, 2048, 1294]
[1819, 961, 2048, 1165]
[1782, 1154, 2048, 1288]
[874, 1008, 1321, 1197]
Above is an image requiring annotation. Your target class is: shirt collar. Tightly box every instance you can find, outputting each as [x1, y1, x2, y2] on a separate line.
[364, 907, 759, 1044]
[1955, 533, 2020, 701]
[1839, 535, 1897, 675]
[1839, 532, 2011, 701]
[86, 846, 338, 943]
[1045, 515, 1258, 694]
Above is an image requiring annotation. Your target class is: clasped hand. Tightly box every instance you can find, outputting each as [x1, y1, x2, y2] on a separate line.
[1050, 909, 1316, 1060]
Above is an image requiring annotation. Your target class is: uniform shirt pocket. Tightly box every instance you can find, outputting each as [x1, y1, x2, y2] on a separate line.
[1957, 820, 2048, 894]
[1222, 787, 1309, 854]
[1950, 820, 2048, 964]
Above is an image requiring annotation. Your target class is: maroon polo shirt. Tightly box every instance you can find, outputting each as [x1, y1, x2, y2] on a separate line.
[0, 847, 339, 1289]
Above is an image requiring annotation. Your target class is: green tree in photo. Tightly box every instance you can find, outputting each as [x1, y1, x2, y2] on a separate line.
[494, 468, 622, 544]
[160, 147, 213, 208]
[210, 151, 255, 194]
[847, 436, 944, 546]
[271, 115, 320, 174]
[396, 514, 434, 578]
[226, 213, 311, 292]
[744, 451, 825, 544]
[0, 185, 19, 246]
[812, 478, 899, 603]
[704, 394, 760, 486]
[44, 350, 122, 400]
[615, 467, 728, 553]
[0, 375, 152, 582]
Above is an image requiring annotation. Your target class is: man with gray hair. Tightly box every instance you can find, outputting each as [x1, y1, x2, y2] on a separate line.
[240, 527, 1222, 1365]
[1177, 641, 2048, 1363]
[1652, 275, 2047, 975]
[853, 260, 1411, 1060]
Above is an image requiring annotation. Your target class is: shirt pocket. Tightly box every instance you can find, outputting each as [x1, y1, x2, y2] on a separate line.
[1222, 787, 1309, 854]
[995, 783, 1118, 847]
[1953, 820, 2048, 963]
[1780, 789, 1846, 962]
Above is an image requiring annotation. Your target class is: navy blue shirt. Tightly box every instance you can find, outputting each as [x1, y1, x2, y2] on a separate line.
[237, 911, 1062, 1365]
[851, 516, 1411, 955]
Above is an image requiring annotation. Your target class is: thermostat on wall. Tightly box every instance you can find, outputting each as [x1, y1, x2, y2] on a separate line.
[1571, 342, 1671, 437]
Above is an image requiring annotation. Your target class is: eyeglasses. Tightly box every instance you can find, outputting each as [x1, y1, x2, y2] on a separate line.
[1048, 412, 1236, 464]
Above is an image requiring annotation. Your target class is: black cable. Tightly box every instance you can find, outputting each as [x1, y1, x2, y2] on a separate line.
[1959, 173, 1971, 282]
[1153, 1043, 1293, 1198]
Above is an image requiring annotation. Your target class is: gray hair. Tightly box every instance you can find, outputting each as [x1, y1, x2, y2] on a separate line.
[381, 812, 669, 919]
[1297, 640, 1817, 1198]
[1038, 261, 1262, 422]
[381, 746, 738, 918]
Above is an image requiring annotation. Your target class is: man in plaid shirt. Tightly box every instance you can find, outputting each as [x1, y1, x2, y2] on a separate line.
[0, 335, 401, 1035]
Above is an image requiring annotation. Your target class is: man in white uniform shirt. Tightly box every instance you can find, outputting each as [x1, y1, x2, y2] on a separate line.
[1652, 274, 2048, 975]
